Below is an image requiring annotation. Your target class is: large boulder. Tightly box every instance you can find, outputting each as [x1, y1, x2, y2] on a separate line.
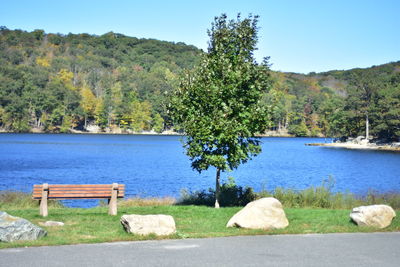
[0, 211, 47, 242]
[121, 214, 176, 236]
[226, 197, 289, 230]
[350, 205, 396, 228]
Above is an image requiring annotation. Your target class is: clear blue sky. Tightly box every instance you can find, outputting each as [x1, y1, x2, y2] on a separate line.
[1, 0, 399, 73]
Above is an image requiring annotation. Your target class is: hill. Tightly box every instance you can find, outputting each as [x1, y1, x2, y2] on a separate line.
[0, 27, 201, 133]
[268, 61, 400, 140]
[0, 28, 399, 140]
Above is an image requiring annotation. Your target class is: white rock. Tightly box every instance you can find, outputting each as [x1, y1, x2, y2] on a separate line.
[39, 221, 64, 227]
[226, 197, 289, 230]
[360, 139, 369, 146]
[85, 123, 100, 133]
[121, 214, 176, 236]
[350, 205, 396, 228]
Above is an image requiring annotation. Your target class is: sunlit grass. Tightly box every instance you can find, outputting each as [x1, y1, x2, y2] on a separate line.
[118, 197, 176, 207]
[0, 205, 398, 249]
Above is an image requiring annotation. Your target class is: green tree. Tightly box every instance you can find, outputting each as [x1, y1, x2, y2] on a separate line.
[152, 113, 164, 133]
[288, 121, 309, 137]
[80, 84, 97, 128]
[129, 100, 152, 132]
[318, 96, 346, 137]
[372, 74, 400, 141]
[347, 69, 380, 139]
[169, 14, 272, 208]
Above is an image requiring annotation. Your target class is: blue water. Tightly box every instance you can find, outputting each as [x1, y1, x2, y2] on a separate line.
[1, 134, 399, 207]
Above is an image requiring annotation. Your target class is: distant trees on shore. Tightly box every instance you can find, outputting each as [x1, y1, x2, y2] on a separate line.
[0, 26, 399, 140]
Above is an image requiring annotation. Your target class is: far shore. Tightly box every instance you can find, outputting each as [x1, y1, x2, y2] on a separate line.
[306, 142, 400, 152]
[0, 128, 294, 137]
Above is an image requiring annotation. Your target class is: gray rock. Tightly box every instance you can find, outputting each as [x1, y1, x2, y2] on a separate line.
[226, 197, 289, 230]
[0, 211, 47, 242]
[39, 221, 64, 227]
[391, 142, 400, 148]
[352, 136, 365, 144]
[350, 205, 396, 228]
[121, 214, 176, 236]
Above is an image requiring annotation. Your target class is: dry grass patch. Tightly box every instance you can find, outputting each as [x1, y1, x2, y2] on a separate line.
[118, 197, 176, 207]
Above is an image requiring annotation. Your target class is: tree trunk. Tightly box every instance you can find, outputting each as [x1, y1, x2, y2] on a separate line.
[285, 115, 289, 129]
[366, 113, 369, 140]
[84, 115, 87, 129]
[215, 168, 221, 208]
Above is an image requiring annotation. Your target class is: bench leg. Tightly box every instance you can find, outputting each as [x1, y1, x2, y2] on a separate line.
[40, 183, 49, 217]
[108, 183, 118, 216]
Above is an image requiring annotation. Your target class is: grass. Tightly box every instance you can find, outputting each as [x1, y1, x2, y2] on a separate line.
[0, 190, 63, 209]
[117, 197, 176, 207]
[179, 177, 400, 209]
[1, 187, 399, 249]
[1, 204, 399, 249]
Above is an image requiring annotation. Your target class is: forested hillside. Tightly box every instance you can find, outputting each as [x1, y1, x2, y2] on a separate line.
[0, 27, 200, 133]
[1, 28, 399, 140]
[268, 61, 400, 141]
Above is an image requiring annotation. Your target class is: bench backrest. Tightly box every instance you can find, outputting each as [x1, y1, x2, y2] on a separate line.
[32, 184, 125, 200]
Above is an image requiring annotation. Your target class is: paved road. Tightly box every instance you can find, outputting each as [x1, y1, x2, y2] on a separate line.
[1, 232, 399, 267]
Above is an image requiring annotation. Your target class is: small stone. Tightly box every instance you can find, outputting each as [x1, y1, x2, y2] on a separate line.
[121, 214, 176, 236]
[0, 211, 47, 242]
[350, 205, 396, 228]
[39, 221, 64, 227]
[226, 197, 289, 230]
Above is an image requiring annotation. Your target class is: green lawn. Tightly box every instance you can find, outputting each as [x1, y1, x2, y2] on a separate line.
[1, 206, 398, 249]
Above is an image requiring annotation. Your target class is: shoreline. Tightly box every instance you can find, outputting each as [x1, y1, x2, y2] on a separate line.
[0, 128, 294, 137]
[306, 142, 400, 152]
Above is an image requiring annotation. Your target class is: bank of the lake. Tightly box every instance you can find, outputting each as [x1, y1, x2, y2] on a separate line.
[0, 127, 293, 137]
[306, 142, 400, 152]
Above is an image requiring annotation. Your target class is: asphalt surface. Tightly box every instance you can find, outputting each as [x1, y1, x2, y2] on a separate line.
[1, 232, 399, 267]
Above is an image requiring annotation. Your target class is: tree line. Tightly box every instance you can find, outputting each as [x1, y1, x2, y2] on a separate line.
[0, 27, 399, 141]
[267, 62, 400, 141]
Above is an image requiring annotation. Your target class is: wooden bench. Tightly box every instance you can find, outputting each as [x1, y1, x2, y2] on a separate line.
[32, 183, 125, 217]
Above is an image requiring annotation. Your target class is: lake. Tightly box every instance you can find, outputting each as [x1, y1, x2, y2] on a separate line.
[1, 134, 399, 207]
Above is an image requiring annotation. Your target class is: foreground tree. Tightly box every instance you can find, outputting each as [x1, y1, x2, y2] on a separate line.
[169, 14, 272, 208]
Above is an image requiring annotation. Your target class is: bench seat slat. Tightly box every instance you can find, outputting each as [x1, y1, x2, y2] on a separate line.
[32, 192, 124, 197]
[33, 190, 125, 194]
[32, 192, 125, 197]
[33, 189, 125, 193]
[33, 186, 125, 190]
[33, 191, 125, 196]
[33, 194, 120, 198]
[32, 195, 124, 198]
[33, 197, 121, 200]
[34, 184, 125, 188]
